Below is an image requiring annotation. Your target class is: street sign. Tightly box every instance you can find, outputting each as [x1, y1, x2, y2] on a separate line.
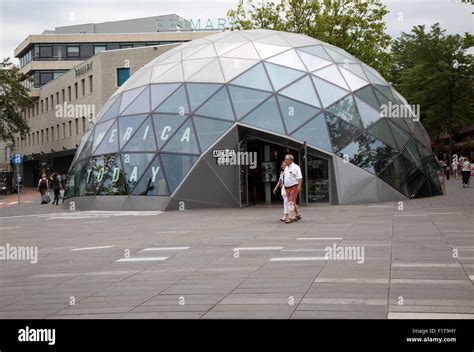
[12, 153, 23, 165]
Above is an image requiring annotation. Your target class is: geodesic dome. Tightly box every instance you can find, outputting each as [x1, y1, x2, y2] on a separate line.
[65, 29, 442, 209]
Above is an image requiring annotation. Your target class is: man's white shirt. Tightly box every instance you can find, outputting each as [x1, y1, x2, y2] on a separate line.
[284, 163, 302, 188]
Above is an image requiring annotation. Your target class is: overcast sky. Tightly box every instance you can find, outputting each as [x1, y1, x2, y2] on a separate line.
[0, 0, 472, 62]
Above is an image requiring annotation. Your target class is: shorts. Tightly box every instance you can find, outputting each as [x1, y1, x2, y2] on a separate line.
[286, 186, 299, 204]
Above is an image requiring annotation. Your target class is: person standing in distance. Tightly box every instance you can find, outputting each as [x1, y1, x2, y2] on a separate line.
[283, 154, 302, 223]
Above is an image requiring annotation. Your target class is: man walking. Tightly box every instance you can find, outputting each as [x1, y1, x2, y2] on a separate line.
[283, 154, 302, 223]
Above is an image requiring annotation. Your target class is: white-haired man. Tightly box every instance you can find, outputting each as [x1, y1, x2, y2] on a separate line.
[283, 154, 302, 223]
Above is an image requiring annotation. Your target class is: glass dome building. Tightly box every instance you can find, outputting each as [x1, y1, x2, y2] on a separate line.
[65, 29, 442, 210]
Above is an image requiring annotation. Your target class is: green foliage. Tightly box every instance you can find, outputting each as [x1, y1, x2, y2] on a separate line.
[227, 0, 393, 77]
[0, 58, 32, 147]
[390, 24, 474, 138]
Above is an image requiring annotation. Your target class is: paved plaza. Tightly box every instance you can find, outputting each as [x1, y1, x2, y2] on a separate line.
[0, 179, 472, 319]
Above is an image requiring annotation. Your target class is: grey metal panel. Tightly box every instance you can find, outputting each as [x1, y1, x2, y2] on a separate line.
[121, 197, 135, 211]
[94, 196, 128, 211]
[376, 178, 408, 203]
[168, 156, 239, 210]
[128, 196, 170, 211]
[333, 156, 376, 204]
[64, 196, 97, 211]
[167, 198, 234, 210]
[346, 178, 379, 204]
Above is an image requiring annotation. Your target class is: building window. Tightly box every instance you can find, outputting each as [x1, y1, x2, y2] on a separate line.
[36, 102, 39, 115]
[81, 79, 85, 96]
[62, 89, 65, 103]
[39, 46, 53, 58]
[53, 71, 65, 80]
[74, 83, 78, 99]
[50, 95, 54, 110]
[68, 86, 72, 101]
[75, 119, 79, 136]
[45, 98, 48, 112]
[82, 117, 86, 133]
[51, 126, 54, 142]
[56, 92, 59, 105]
[62, 123, 66, 139]
[67, 46, 80, 58]
[94, 46, 106, 55]
[117, 67, 130, 87]
[120, 44, 133, 49]
[41, 100, 44, 114]
[68, 121, 72, 137]
[89, 75, 93, 93]
[41, 130, 44, 144]
[39, 72, 53, 85]
[56, 124, 60, 140]
[46, 128, 49, 143]
[36, 131, 39, 145]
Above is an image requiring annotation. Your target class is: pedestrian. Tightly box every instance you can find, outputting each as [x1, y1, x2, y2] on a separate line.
[51, 172, 62, 205]
[273, 161, 289, 222]
[461, 158, 471, 188]
[37, 174, 50, 204]
[283, 154, 302, 224]
[452, 159, 458, 180]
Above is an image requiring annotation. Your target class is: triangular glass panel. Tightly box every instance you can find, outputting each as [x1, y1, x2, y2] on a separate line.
[297, 50, 332, 72]
[230, 63, 272, 91]
[185, 83, 221, 111]
[97, 95, 121, 122]
[327, 95, 363, 129]
[265, 49, 306, 71]
[93, 121, 119, 156]
[151, 62, 179, 82]
[161, 153, 199, 193]
[325, 47, 356, 63]
[213, 41, 247, 56]
[367, 135, 399, 175]
[187, 58, 225, 83]
[76, 130, 94, 162]
[402, 140, 423, 171]
[366, 118, 398, 151]
[374, 84, 395, 101]
[119, 86, 146, 113]
[339, 67, 369, 91]
[255, 34, 292, 47]
[161, 118, 200, 154]
[387, 119, 412, 150]
[91, 120, 114, 152]
[97, 155, 127, 195]
[121, 152, 155, 192]
[281, 32, 320, 46]
[281, 76, 321, 108]
[124, 67, 152, 91]
[187, 43, 217, 60]
[118, 114, 148, 149]
[413, 122, 431, 150]
[378, 156, 410, 198]
[152, 114, 187, 149]
[131, 155, 169, 196]
[340, 63, 367, 80]
[150, 84, 180, 111]
[82, 156, 106, 196]
[337, 134, 374, 174]
[158, 50, 182, 64]
[219, 58, 260, 81]
[154, 62, 184, 83]
[241, 96, 285, 135]
[312, 76, 348, 108]
[228, 86, 271, 119]
[122, 117, 157, 152]
[221, 42, 260, 60]
[195, 86, 235, 121]
[264, 62, 305, 91]
[354, 86, 380, 110]
[374, 88, 390, 108]
[154, 85, 189, 115]
[354, 97, 381, 128]
[313, 65, 349, 89]
[291, 113, 332, 152]
[182, 58, 214, 80]
[252, 42, 289, 59]
[241, 30, 275, 41]
[298, 46, 332, 61]
[121, 86, 151, 115]
[362, 65, 387, 85]
[277, 95, 320, 134]
[193, 116, 233, 152]
[325, 112, 364, 152]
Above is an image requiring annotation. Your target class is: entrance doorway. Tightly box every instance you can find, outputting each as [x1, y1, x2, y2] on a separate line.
[238, 131, 331, 207]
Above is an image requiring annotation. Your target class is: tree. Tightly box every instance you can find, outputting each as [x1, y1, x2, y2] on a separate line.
[0, 58, 32, 147]
[227, 0, 393, 77]
[390, 24, 474, 155]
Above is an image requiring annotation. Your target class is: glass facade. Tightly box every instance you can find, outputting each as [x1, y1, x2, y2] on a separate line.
[66, 30, 442, 205]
